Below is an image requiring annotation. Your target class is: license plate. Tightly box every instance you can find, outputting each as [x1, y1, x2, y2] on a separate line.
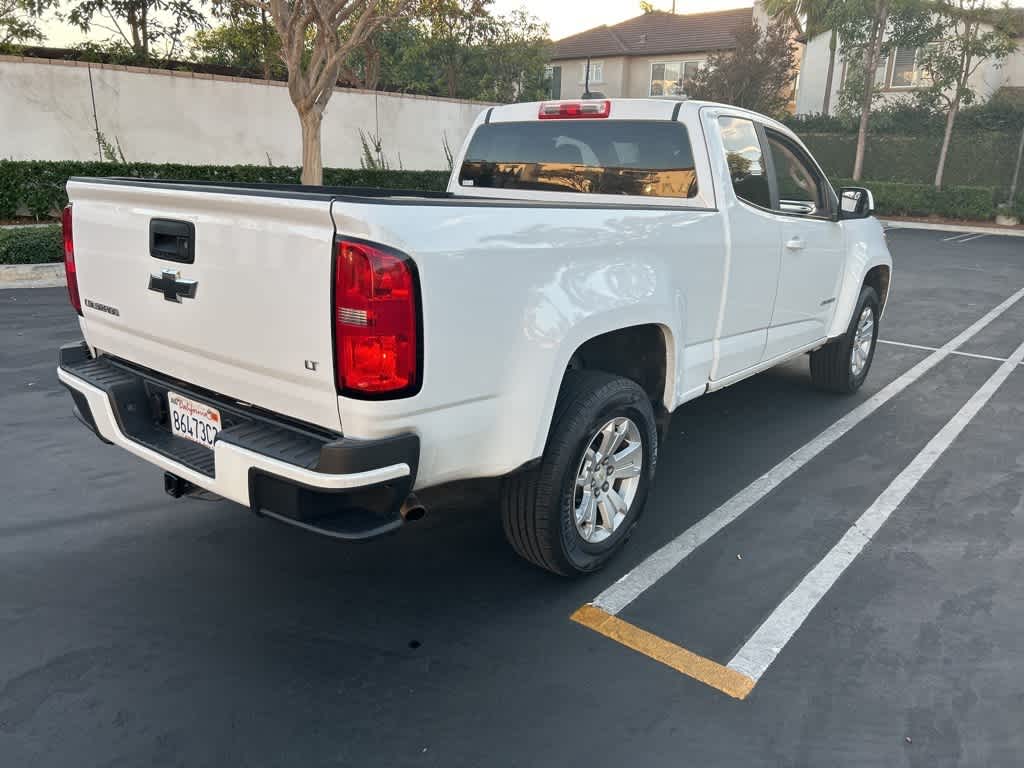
[168, 391, 221, 449]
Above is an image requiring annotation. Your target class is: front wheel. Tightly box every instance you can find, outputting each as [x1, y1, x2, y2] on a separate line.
[500, 370, 658, 576]
[809, 285, 880, 394]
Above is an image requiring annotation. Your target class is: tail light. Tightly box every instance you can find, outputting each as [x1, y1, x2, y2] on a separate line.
[538, 100, 612, 119]
[62, 204, 82, 315]
[333, 239, 420, 397]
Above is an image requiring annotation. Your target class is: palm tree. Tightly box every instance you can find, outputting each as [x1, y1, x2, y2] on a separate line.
[762, 0, 841, 114]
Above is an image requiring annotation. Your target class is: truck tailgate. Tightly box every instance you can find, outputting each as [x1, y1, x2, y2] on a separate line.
[68, 179, 342, 431]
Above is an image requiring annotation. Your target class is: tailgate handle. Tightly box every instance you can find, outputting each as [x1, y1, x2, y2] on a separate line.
[150, 219, 195, 263]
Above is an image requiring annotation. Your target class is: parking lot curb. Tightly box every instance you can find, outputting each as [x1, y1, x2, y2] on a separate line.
[0, 262, 65, 288]
[880, 219, 1024, 238]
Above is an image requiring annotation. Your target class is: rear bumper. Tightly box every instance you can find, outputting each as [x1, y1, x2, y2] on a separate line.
[58, 342, 419, 540]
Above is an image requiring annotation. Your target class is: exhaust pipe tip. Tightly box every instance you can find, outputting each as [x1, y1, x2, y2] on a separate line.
[400, 493, 427, 522]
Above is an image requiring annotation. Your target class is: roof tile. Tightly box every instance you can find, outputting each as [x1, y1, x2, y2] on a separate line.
[552, 8, 753, 61]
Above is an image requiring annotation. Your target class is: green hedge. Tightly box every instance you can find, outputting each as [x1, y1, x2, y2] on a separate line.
[804, 131, 1017, 190]
[834, 179, 998, 220]
[784, 97, 1024, 135]
[0, 161, 450, 220]
[0, 225, 63, 264]
[0, 185, 1016, 266]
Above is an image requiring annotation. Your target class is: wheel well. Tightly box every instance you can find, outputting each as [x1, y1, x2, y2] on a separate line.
[567, 325, 668, 407]
[864, 265, 891, 312]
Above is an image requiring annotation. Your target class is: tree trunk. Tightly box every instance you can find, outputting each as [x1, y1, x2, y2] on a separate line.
[140, 5, 148, 59]
[446, 64, 458, 98]
[128, 7, 142, 58]
[822, 29, 837, 115]
[936, 27, 977, 190]
[260, 7, 272, 81]
[853, 0, 888, 181]
[934, 97, 960, 190]
[299, 108, 324, 186]
[1009, 122, 1024, 203]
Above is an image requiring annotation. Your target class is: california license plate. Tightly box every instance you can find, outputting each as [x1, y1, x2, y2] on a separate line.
[168, 391, 221, 449]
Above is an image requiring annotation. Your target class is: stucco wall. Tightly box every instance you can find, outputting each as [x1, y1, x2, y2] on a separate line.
[625, 53, 710, 98]
[992, 48, 1024, 93]
[797, 31, 1024, 116]
[553, 56, 629, 98]
[0, 57, 490, 169]
[795, 32, 841, 115]
[553, 53, 715, 99]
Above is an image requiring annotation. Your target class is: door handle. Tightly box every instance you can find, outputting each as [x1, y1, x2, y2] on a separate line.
[785, 236, 805, 251]
[150, 219, 196, 263]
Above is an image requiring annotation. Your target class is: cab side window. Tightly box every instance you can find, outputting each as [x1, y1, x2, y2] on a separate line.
[765, 130, 827, 217]
[717, 116, 770, 209]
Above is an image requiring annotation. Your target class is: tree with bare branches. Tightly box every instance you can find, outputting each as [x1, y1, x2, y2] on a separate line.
[239, 0, 416, 184]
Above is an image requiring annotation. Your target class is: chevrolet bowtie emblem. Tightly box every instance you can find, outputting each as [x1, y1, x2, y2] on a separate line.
[148, 268, 198, 303]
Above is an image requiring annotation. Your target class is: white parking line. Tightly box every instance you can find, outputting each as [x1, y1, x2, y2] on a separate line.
[729, 337, 1024, 681]
[942, 232, 980, 243]
[878, 339, 1020, 365]
[956, 234, 989, 244]
[591, 285, 1024, 616]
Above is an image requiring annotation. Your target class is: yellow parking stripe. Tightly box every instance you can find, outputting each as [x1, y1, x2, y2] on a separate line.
[571, 604, 756, 700]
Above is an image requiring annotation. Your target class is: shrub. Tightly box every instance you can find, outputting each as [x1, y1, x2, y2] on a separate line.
[783, 96, 1024, 135]
[0, 225, 63, 264]
[834, 179, 997, 220]
[802, 132, 1014, 188]
[0, 161, 451, 220]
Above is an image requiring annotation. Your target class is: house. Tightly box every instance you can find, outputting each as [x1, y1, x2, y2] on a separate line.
[546, 5, 772, 101]
[795, 9, 1024, 115]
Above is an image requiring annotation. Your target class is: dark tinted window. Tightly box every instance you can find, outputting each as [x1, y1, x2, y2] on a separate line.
[459, 120, 699, 199]
[717, 116, 770, 209]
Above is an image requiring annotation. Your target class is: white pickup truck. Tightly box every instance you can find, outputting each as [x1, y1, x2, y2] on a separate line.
[58, 98, 892, 575]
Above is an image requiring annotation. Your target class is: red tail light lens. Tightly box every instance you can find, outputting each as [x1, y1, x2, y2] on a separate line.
[62, 204, 82, 315]
[333, 239, 419, 397]
[538, 100, 612, 119]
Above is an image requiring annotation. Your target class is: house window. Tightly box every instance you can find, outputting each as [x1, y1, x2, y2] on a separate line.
[545, 65, 562, 99]
[580, 60, 604, 84]
[874, 54, 889, 87]
[841, 45, 933, 91]
[889, 45, 932, 88]
[650, 60, 702, 96]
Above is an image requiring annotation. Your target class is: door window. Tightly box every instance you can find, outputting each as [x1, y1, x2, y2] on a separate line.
[717, 116, 770, 209]
[765, 130, 827, 217]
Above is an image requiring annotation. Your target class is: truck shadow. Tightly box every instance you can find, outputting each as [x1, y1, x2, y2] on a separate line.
[0, 347, 927, 761]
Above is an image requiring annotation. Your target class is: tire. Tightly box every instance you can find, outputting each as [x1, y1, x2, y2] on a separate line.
[500, 370, 658, 576]
[809, 285, 880, 394]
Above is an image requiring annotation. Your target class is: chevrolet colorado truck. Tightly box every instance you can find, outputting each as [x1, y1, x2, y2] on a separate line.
[58, 98, 892, 576]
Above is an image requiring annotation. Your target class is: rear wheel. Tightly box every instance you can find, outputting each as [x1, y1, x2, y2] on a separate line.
[501, 370, 658, 576]
[809, 285, 880, 394]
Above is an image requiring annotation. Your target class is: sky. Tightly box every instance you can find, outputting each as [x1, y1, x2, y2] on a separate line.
[36, 0, 1024, 48]
[40, 1, 755, 48]
[491, 0, 754, 40]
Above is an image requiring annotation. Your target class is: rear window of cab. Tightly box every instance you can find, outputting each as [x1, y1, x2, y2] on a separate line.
[459, 120, 699, 199]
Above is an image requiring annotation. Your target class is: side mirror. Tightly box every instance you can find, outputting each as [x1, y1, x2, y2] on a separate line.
[837, 187, 874, 220]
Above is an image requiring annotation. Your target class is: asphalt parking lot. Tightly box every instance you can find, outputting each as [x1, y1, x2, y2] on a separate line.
[2, 227, 1023, 767]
